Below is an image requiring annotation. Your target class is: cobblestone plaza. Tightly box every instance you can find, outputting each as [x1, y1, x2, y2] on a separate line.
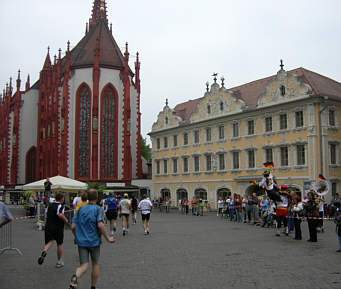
[1, 207, 340, 289]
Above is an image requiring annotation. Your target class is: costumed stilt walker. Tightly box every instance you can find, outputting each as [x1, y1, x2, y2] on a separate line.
[251, 162, 281, 202]
[250, 162, 290, 236]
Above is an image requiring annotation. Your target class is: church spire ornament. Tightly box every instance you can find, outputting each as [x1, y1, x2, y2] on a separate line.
[90, 0, 108, 27]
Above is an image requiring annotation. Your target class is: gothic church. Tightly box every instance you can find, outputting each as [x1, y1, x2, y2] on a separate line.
[0, 0, 143, 186]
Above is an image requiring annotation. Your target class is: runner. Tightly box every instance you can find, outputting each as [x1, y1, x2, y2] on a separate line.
[118, 193, 131, 236]
[104, 192, 119, 236]
[138, 195, 153, 235]
[37, 192, 69, 268]
[75, 192, 87, 212]
[131, 196, 138, 224]
[69, 189, 115, 289]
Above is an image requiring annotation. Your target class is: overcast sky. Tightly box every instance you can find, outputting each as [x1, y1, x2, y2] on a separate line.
[1, 0, 341, 144]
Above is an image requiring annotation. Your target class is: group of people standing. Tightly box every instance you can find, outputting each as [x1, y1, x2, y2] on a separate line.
[37, 190, 153, 289]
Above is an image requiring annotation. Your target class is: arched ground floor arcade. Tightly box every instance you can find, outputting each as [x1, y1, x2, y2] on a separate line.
[153, 176, 318, 209]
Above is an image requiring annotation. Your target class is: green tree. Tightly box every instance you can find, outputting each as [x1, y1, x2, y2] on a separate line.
[141, 137, 151, 160]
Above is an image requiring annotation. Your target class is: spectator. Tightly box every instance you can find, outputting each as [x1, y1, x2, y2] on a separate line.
[29, 194, 36, 217]
[69, 189, 115, 289]
[304, 192, 319, 242]
[260, 196, 269, 227]
[44, 177, 52, 203]
[75, 192, 88, 212]
[252, 193, 259, 224]
[217, 197, 224, 217]
[292, 196, 303, 240]
[334, 208, 341, 253]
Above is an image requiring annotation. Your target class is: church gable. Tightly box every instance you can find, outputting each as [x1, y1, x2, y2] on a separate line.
[190, 83, 245, 123]
[152, 102, 182, 132]
[257, 69, 312, 108]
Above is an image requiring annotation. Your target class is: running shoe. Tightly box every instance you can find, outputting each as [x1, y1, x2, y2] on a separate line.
[123, 229, 126, 236]
[38, 251, 47, 265]
[69, 274, 78, 289]
[56, 260, 64, 268]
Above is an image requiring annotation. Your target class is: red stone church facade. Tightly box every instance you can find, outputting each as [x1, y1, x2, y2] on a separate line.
[0, 0, 144, 186]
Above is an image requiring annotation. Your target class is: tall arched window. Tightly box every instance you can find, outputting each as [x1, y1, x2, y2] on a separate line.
[76, 84, 91, 179]
[26, 146, 36, 183]
[101, 85, 117, 179]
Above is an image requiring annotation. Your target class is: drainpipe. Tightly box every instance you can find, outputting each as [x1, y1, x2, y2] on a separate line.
[318, 96, 328, 177]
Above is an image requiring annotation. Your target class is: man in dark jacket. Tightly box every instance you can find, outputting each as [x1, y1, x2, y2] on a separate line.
[304, 192, 319, 242]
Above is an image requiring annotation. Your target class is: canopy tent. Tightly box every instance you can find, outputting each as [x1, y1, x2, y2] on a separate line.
[23, 175, 88, 193]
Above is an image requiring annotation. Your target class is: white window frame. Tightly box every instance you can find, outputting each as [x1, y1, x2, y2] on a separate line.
[183, 132, 189, 146]
[231, 151, 240, 170]
[328, 108, 336, 127]
[279, 113, 288, 130]
[193, 129, 200, 144]
[193, 155, 200, 172]
[205, 127, 212, 142]
[217, 153, 226, 171]
[163, 159, 168, 174]
[218, 124, 225, 140]
[205, 153, 212, 172]
[294, 110, 304, 128]
[279, 146, 289, 167]
[295, 143, 307, 166]
[329, 142, 339, 165]
[182, 156, 189, 173]
[172, 158, 178, 174]
[247, 119, 255, 136]
[246, 149, 256, 169]
[231, 121, 240, 138]
[173, 135, 178, 147]
[264, 147, 273, 163]
[155, 160, 160, 175]
[264, 116, 273, 132]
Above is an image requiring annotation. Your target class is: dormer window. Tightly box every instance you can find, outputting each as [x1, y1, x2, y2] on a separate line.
[165, 116, 168, 125]
[220, 101, 224, 111]
[207, 104, 211, 114]
[280, 85, 286, 96]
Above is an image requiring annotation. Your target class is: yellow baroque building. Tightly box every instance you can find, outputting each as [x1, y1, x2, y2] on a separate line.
[149, 66, 341, 207]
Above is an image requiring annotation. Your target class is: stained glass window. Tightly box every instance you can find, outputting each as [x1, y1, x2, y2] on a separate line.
[101, 86, 116, 178]
[78, 85, 91, 178]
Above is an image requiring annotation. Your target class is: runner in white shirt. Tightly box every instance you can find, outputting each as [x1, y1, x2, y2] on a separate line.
[138, 195, 153, 235]
[118, 194, 131, 236]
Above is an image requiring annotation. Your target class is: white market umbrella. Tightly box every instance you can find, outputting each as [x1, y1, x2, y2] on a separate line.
[23, 175, 88, 192]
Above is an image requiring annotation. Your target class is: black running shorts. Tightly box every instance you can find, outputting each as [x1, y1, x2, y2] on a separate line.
[45, 228, 64, 245]
[106, 210, 118, 220]
[141, 213, 150, 221]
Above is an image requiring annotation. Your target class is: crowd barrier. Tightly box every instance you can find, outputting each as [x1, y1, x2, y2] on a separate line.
[0, 221, 23, 256]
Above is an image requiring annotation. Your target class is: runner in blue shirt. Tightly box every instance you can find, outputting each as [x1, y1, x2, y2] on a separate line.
[104, 193, 119, 236]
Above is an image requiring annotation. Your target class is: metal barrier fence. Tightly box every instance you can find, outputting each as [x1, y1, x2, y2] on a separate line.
[0, 221, 23, 255]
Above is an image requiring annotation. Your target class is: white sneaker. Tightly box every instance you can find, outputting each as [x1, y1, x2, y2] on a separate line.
[56, 260, 64, 268]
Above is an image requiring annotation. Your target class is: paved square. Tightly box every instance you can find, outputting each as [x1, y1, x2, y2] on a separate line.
[1, 207, 340, 289]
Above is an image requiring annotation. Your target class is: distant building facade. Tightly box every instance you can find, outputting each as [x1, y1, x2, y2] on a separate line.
[0, 0, 145, 186]
[149, 65, 341, 205]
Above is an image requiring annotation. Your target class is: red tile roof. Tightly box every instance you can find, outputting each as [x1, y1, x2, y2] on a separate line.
[174, 68, 341, 123]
